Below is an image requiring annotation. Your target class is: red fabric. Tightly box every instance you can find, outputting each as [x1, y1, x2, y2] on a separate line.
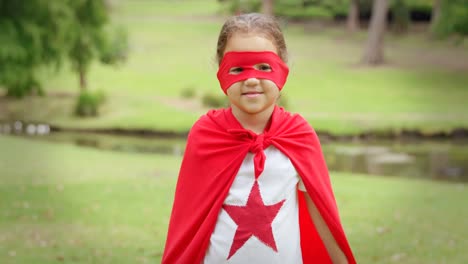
[162, 106, 356, 264]
[223, 181, 285, 259]
[217, 51, 289, 94]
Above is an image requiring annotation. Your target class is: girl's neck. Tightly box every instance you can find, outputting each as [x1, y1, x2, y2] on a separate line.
[231, 105, 275, 134]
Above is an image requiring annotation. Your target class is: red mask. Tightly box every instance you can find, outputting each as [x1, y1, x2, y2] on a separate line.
[217, 51, 289, 94]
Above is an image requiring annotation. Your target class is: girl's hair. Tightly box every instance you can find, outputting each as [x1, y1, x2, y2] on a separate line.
[216, 13, 288, 65]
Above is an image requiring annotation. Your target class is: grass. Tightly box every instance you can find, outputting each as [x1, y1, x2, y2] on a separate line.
[1, 0, 468, 135]
[0, 135, 179, 263]
[1, 135, 467, 263]
[2, 3, 467, 262]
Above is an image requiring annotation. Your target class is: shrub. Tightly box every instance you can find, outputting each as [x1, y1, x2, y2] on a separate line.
[432, 0, 468, 38]
[74, 90, 106, 117]
[390, 0, 412, 34]
[180, 86, 196, 99]
[219, 0, 261, 14]
[201, 92, 227, 108]
[276, 5, 334, 21]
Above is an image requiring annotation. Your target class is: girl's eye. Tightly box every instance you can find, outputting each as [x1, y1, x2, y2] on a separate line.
[256, 63, 272, 72]
[229, 67, 243, 74]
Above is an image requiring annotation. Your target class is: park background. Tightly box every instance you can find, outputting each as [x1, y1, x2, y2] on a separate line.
[1, 0, 467, 263]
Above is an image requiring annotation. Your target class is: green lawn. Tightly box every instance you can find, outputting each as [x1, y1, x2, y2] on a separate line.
[1, 135, 467, 263]
[1, 2, 467, 263]
[1, 0, 468, 134]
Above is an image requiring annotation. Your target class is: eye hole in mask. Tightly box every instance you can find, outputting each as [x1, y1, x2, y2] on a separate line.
[228, 67, 243, 74]
[228, 63, 272, 75]
[256, 63, 272, 72]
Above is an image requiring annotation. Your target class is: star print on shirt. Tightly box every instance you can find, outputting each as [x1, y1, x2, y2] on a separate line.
[222, 181, 286, 260]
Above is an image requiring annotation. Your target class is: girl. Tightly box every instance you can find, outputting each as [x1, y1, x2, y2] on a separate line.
[163, 13, 356, 264]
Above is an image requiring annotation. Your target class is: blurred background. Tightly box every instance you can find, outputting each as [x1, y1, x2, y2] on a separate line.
[1, 0, 467, 263]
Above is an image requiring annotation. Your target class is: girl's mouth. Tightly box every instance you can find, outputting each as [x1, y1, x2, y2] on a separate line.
[242, 92, 263, 98]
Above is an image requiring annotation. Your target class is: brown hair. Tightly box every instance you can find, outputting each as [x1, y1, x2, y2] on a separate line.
[216, 13, 288, 65]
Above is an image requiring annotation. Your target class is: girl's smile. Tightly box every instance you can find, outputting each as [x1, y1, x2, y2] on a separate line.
[242, 91, 263, 97]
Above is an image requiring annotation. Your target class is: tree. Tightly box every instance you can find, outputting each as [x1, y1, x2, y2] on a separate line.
[67, 0, 128, 117]
[431, 0, 468, 39]
[391, 0, 409, 34]
[430, 0, 442, 33]
[262, 0, 274, 16]
[362, 0, 389, 65]
[347, 0, 360, 32]
[0, 1, 73, 97]
[68, 0, 111, 91]
[0, 0, 127, 97]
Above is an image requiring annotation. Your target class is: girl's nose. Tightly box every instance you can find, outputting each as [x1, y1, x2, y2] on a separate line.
[244, 77, 260, 86]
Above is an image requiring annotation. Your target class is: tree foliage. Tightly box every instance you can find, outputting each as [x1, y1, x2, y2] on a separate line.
[391, 0, 410, 34]
[0, 0, 73, 97]
[0, 0, 128, 98]
[68, 0, 128, 91]
[217, 0, 435, 21]
[431, 0, 468, 38]
[68, 0, 108, 90]
[218, 0, 349, 19]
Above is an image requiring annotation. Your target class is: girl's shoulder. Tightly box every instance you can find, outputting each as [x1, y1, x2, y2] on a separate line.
[275, 106, 314, 129]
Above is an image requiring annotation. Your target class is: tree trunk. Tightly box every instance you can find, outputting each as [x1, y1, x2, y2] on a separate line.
[430, 0, 442, 32]
[362, 0, 389, 65]
[79, 67, 87, 91]
[347, 0, 360, 32]
[262, 0, 274, 16]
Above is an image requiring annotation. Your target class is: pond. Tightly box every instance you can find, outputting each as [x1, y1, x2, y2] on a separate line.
[2, 121, 467, 183]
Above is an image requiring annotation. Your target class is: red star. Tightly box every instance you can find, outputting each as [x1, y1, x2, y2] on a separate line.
[223, 181, 285, 259]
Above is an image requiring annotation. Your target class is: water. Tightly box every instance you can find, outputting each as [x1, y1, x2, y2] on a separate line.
[321, 141, 467, 182]
[2, 121, 467, 182]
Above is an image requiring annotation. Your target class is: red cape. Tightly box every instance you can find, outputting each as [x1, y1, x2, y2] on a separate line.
[162, 106, 356, 263]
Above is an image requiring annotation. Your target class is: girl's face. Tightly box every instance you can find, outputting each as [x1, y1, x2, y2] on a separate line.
[223, 32, 280, 118]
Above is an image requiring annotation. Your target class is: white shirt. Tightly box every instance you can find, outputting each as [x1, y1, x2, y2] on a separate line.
[204, 146, 305, 263]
